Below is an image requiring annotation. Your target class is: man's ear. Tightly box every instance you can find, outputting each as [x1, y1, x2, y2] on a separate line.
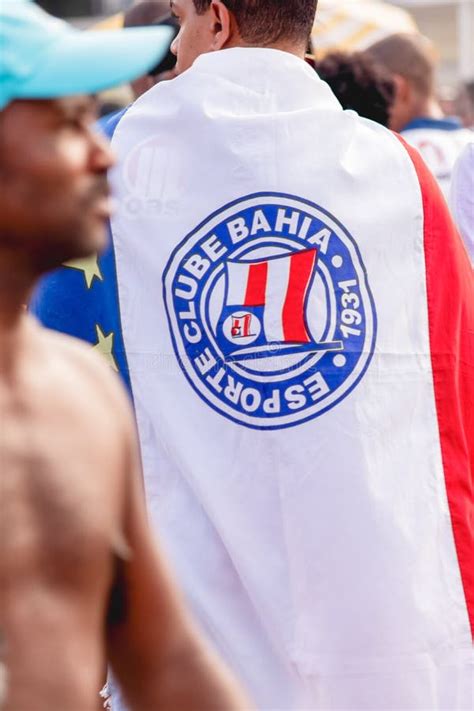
[209, 0, 232, 50]
[393, 74, 411, 104]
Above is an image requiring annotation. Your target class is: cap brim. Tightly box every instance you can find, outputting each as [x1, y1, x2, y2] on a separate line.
[16, 25, 174, 101]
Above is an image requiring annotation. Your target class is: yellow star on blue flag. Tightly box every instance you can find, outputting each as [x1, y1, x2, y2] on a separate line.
[93, 324, 119, 372]
[64, 254, 103, 289]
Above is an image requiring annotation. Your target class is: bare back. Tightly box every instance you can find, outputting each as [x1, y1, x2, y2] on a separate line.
[0, 318, 130, 710]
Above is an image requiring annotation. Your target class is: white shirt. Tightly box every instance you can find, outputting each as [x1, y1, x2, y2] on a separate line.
[450, 141, 474, 265]
[401, 117, 473, 198]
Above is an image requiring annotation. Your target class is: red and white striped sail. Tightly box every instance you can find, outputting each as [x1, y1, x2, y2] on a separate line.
[226, 250, 317, 344]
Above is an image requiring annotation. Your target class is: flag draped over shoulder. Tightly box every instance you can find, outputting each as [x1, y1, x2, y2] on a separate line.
[32, 48, 473, 710]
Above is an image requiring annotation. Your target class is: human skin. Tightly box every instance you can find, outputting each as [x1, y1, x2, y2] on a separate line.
[169, 0, 306, 74]
[131, 67, 178, 99]
[0, 96, 251, 710]
[0, 98, 114, 272]
[170, 0, 224, 74]
[387, 74, 444, 132]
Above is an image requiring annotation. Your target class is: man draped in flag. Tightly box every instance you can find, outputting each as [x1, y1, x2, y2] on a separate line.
[32, 0, 473, 708]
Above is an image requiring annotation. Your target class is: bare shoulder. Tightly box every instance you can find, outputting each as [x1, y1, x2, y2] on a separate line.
[38, 326, 127, 399]
[29, 323, 138, 540]
[35, 323, 133, 434]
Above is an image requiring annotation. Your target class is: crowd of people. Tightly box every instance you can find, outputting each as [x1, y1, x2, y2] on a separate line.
[1, 0, 473, 710]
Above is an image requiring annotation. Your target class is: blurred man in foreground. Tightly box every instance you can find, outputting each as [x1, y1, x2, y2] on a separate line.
[0, 2, 249, 709]
[32, 0, 474, 709]
[367, 32, 472, 197]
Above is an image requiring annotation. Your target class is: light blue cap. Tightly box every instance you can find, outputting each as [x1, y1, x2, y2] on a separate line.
[0, 0, 175, 109]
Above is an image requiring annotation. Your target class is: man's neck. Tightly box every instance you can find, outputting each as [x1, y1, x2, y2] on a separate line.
[225, 37, 306, 61]
[415, 96, 444, 121]
[0, 250, 35, 334]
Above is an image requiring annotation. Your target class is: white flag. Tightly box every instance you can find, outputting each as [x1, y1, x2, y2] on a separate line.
[107, 49, 473, 709]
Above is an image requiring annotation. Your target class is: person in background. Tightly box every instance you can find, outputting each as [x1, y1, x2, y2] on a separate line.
[124, 1, 179, 99]
[99, 2, 179, 126]
[456, 80, 474, 129]
[0, 2, 250, 709]
[366, 32, 472, 196]
[314, 50, 395, 126]
[450, 142, 474, 265]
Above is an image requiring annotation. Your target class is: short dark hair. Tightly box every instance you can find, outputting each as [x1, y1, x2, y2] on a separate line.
[193, 0, 318, 46]
[315, 51, 395, 127]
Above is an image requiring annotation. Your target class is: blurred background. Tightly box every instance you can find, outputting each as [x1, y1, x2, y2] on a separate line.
[37, 0, 473, 87]
[36, 0, 473, 100]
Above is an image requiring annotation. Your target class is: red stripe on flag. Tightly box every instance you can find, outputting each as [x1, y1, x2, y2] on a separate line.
[282, 249, 316, 342]
[244, 261, 268, 306]
[396, 134, 474, 639]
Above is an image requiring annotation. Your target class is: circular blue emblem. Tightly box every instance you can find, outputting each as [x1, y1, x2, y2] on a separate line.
[163, 193, 377, 429]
